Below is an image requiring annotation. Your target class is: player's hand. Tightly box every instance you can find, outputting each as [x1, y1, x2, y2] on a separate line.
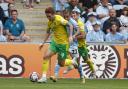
[8, 35, 15, 40]
[39, 43, 44, 50]
[72, 35, 76, 39]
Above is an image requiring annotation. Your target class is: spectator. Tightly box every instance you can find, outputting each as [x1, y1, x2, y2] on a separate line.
[4, 9, 30, 42]
[105, 22, 127, 43]
[54, 0, 63, 12]
[119, 7, 128, 40]
[78, 0, 83, 8]
[0, 0, 10, 24]
[85, 12, 97, 32]
[103, 8, 121, 34]
[96, 0, 113, 23]
[108, 0, 128, 5]
[79, 0, 98, 11]
[109, 0, 116, 5]
[112, 0, 127, 17]
[21, 0, 25, 3]
[35, 0, 40, 4]
[80, 7, 89, 23]
[66, 0, 83, 14]
[86, 21, 105, 42]
[6, 0, 14, 4]
[0, 5, 4, 23]
[53, 0, 69, 12]
[22, 0, 40, 8]
[115, 0, 128, 5]
[0, 20, 7, 41]
[25, 0, 34, 9]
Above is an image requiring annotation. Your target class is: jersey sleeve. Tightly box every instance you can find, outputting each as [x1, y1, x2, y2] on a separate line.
[59, 15, 68, 25]
[78, 20, 85, 32]
[70, 18, 79, 29]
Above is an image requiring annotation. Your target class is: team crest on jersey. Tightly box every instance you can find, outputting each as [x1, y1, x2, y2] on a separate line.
[81, 45, 120, 78]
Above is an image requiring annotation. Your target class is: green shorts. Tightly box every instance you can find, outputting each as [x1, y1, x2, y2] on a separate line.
[49, 40, 69, 61]
[78, 46, 89, 61]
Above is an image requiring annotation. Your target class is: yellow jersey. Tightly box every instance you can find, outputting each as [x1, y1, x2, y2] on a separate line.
[77, 19, 86, 47]
[47, 15, 69, 44]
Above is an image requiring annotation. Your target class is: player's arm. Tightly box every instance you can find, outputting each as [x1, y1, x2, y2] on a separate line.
[75, 31, 85, 39]
[73, 27, 80, 39]
[60, 16, 73, 42]
[75, 22, 85, 39]
[39, 29, 51, 50]
[67, 22, 73, 42]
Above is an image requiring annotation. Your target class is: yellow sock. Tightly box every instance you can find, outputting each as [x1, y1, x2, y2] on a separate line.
[86, 59, 95, 72]
[42, 59, 49, 74]
[65, 59, 73, 66]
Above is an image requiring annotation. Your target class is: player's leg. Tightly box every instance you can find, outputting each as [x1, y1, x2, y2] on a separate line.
[63, 48, 85, 83]
[50, 44, 77, 82]
[63, 65, 74, 74]
[49, 43, 67, 82]
[57, 44, 77, 67]
[50, 61, 61, 82]
[83, 48, 95, 74]
[51, 44, 71, 81]
[78, 46, 96, 78]
[50, 51, 72, 82]
[52, 55, 72, 80]
[63, 45, 86, 83]
[63, 53, 74, 74]
[72, 51, 85, 83]
[38, 41, 56, 83]
[63, 45, 79, 74]
[77, 64, 85, 83]
[54, 61, 61, 79]
[72, 53, 85, 83]
[86, 59, 95, 73]
[38, 49, 56, 83]
[86, 59, 96, 78]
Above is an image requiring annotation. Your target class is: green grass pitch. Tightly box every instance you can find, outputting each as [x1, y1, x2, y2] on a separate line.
[0, 78, 128, 89]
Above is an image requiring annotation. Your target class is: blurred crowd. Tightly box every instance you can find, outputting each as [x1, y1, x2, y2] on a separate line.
[0, 0, 127, 43]
[51, 0, 128, 43]
[21, 0, 40, 9]
[0, 0, 31, 42]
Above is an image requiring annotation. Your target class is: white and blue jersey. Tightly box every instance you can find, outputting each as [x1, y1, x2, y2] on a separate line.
[68, 18, 79, 58]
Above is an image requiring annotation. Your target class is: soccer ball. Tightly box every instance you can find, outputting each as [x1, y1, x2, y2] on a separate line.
[29, 72, 39, 82]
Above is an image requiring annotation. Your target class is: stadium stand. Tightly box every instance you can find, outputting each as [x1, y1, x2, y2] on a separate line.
[0, 0, 127, 42]
[15, 0, 52, 42]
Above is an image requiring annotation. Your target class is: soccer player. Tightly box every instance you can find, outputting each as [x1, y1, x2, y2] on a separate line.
[52, 9, 85, 83]
[65, 8, 86, 83]
[51, 9, 85, 83]
[52, 7, 96, 83]
[38, 7, 77, 83]
[71, 7, 96, 78]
